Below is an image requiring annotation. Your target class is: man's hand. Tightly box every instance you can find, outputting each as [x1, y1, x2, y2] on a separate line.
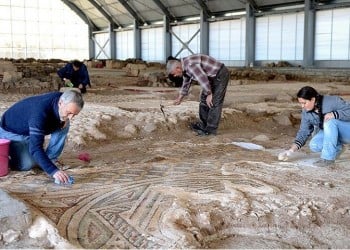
[53, 170, 69, 184]
[206, 93, 213, 108]
[64, 78, 73, 87]
[174, 95, 184, 105]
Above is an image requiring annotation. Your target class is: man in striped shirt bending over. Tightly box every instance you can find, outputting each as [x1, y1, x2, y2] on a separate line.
[167, 54, 229, 136]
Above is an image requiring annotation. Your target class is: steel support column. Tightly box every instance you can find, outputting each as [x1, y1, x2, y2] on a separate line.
[134, 20, 141, 59]
[110, 23, 116, 59]
[200, 10, 209, 55]
[303, 0, 316, 67]
[88, 26, 95, 59]
[164, 16, 171, 61]
[245, 3, 256, 67]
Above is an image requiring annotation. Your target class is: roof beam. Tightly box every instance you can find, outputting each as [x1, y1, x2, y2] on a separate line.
[61, 0, 99, 31]
[151, 0, 175, 22]
[246, 0, 259, 11]
[87, 0, 122, 28]
[118, 0, 145, 26]
[258, 1, 304, 11]
[194, 0, 212, 18]
[316, 0, 350, 10]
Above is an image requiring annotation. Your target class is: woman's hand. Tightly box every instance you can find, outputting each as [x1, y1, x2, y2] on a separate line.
[324, 112, 335, 122]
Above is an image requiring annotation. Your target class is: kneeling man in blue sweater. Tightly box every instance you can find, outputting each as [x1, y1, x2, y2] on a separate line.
[0, 90, 84, 184]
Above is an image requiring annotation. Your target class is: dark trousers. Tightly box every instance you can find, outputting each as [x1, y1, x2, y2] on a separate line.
[73, 82, 87, 93]
[199, 66, 229, 133]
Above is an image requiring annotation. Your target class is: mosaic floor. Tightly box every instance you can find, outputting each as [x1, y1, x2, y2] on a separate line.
[2, 139, 350, 248]
[2, 81, 350, 248]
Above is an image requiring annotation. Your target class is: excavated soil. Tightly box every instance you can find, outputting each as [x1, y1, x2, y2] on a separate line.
[1, 69, 350, 249]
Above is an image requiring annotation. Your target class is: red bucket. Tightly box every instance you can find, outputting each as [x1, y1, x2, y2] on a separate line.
[0, 139, 10, 177]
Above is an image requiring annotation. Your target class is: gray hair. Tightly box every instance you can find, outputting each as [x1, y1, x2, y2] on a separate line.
[166, 60, 181, 75]
[60, 90, 84, 110]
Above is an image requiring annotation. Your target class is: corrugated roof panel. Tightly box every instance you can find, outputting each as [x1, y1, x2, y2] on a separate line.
[67, 0, 110, 28]
[86, 16, 109, 29]
[161, 0, 201, 19]
[63, 0, 335, 31]
[128, 0, 164, 23]
[69, 0, 95, 13]
[255, 0, 304, 9]
[84, 6, 107, 19]
[100, 0, 134, 27]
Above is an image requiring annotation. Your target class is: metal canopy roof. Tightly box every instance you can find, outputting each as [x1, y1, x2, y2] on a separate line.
[62, 0, 349, 32]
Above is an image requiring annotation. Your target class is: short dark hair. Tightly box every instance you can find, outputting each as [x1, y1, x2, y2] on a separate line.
[72, 60, 83, 68]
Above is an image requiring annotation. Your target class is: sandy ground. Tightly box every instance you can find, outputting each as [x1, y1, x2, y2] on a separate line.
[1, 71, 350, 249]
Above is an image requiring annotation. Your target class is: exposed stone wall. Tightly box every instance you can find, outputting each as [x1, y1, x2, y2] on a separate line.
[2, 58, 350, 94]
[0, 59, 66, 94]
[0, 58, 171, 93]
[230, 67, 350, 83]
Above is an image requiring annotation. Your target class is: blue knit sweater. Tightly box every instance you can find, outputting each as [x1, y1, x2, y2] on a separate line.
[57, 63, 90, 87]
[1, 92, 63, 176]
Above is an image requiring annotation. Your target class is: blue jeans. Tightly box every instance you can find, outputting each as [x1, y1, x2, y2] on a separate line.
[309, 119, 350, 160]
[0, 125, 69, 171]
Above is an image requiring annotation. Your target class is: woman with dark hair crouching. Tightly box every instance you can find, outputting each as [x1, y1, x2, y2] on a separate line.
[278, 86, 350, 167]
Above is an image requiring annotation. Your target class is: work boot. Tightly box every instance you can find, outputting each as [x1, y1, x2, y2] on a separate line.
[314, 159, 335, 167]
[197, 129, 217, 136]
[190, 122, 204, 132]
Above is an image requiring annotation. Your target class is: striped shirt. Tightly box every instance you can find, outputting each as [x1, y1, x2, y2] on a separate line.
[180, 54, 223, 96]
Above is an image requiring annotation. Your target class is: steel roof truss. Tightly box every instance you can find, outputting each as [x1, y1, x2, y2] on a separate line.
[87, 0, 122, 28]
[151, 0, 175, 21]
[118, 0, 145, 26]
[194, 0, 212, 18]
[246, 0, 259, 11]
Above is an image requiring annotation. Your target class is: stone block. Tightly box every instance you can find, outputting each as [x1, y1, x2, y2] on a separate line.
[86, 60, 103, 68]
[125, 63, 147, 71]
[127, 68, 140, 77]
[106, 60, 127, 69]
[0, 61, 17, 74]
[2, 71, 22, 83]
[0, 189, 32, 234]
